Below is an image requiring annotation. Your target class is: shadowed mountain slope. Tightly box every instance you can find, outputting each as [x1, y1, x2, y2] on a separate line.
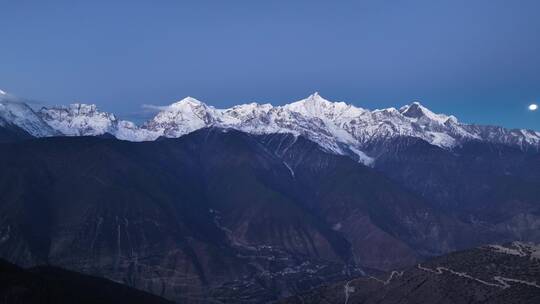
[0, 128, 451, 302]
[0, 258, 172, 304]
[281, 242, 540, 304]
[0, 128, 539, 302]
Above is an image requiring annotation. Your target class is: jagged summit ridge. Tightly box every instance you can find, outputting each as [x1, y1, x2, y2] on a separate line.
[39, 103, 117, 136]
[2, 91, 539, 163]
[38, 103, 158, 140]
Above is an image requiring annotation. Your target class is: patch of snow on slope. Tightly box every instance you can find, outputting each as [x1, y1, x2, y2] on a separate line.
[348, 146, 375, 166]
[427, 131, 456, 148]
[143, 97, 219, 138]
[0, 94, 57, 137]
[115, 120, 160, 141]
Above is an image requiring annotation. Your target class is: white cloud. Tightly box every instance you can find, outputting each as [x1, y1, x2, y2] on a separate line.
[142, 104, 171, 111]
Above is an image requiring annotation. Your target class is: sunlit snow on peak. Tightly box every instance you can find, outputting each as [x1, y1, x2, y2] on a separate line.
[3, 91, 539, 167]
[170, 97, 204, 107]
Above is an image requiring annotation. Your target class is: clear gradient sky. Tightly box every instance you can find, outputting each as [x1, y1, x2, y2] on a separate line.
[1, 0, 539, 129]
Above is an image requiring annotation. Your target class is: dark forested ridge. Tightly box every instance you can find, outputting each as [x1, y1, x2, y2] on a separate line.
[0, 126, 539, 302]
[0, 258, 172, 304]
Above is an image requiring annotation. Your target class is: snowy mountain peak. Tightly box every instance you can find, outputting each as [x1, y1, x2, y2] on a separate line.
[3, 92, 540, 164]
[400, 101, 453, 125]
[38, 103, 157, 141]
[285, 92, 364, 120]
[400, 101, 429, 117]
[225, 102, 273, 117]
[0, 89, 6, 95]
[169, 96, 205, 108]
[137, 94, 540, 162]
[38, 103, 118, 136]
[0, 95, 57, 137]
[143, 97, 217, 138]
[304, 92, 330, 103]
[289, 92, 333, 109]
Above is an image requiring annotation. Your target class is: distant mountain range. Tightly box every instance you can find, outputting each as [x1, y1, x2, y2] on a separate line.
[1, 90, 539, 164]
[1, 90, 539, 303]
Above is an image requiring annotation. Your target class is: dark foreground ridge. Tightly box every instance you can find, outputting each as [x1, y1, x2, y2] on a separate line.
[0, 258, 171, 304]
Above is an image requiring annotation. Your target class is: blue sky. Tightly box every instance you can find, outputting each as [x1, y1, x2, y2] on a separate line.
[1, 0, 539, 129]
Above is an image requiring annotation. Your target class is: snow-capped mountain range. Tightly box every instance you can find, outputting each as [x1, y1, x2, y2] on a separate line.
[0, 90, 57, 137]
[1, 90, 539, 164]
[38, 103, 158, 141]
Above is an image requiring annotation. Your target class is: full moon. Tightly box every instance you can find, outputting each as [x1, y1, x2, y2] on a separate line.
[529, 104, 538, 111]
